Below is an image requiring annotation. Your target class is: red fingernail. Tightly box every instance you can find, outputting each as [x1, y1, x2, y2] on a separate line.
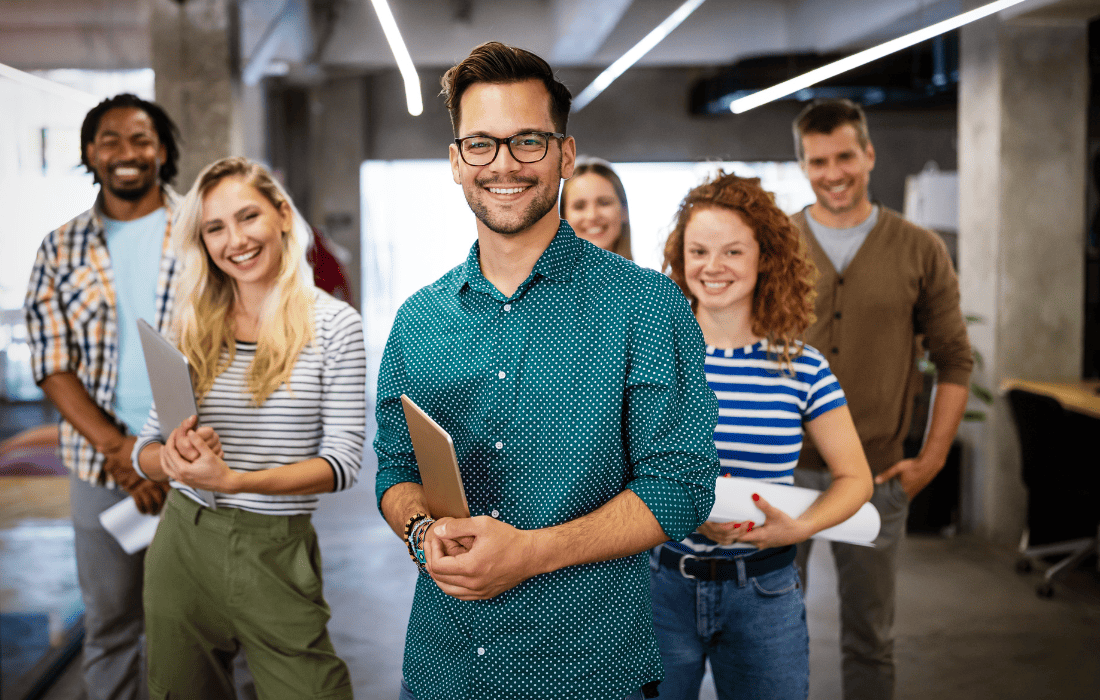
[733, 523, 741, 529]
[747, 522, 755, 532]
[752, 493, 760, 502]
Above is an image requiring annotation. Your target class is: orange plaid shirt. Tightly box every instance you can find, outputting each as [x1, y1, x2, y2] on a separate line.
[24, 188, 180, 485]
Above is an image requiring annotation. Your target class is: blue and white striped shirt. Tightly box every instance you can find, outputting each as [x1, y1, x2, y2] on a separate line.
[670, 339, 846, 555]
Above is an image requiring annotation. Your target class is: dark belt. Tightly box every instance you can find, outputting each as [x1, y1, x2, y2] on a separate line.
[658, 545, 796, 581]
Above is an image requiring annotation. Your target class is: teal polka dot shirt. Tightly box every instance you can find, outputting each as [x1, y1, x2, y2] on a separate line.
[374, 221, 720, 700]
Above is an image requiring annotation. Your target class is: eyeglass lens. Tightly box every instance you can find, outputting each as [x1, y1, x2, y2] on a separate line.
[460, 133, 550, 165]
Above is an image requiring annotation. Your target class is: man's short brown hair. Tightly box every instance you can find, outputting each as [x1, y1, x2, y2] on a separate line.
[441, 41, 572, 136]
[792, 98, 871, 162]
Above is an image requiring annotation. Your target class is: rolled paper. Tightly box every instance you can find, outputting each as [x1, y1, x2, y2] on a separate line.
[98, 496, 161, 554]
[711, 477, 881, 546]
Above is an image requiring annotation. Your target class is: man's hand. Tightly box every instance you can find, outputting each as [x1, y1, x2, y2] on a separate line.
[99, 434, 169, 514]
[130, 479, 170, 515]
[875, 454, 941, 499]
[100, 435, 139, 488]
[424, 516, 539, 600]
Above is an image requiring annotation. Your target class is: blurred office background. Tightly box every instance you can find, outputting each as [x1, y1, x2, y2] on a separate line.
[2, 1, 1099, 698]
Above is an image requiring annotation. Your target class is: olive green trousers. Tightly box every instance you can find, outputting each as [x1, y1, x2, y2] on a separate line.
[144, 490, 353, 699]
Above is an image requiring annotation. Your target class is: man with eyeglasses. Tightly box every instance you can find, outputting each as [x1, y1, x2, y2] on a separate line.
[374, 42, 719, 700]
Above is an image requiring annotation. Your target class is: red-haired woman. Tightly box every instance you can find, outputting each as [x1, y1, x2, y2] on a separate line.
[652, 173, 872, 699]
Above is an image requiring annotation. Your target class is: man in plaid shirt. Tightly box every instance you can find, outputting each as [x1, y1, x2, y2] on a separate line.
[24, 93, 182, 700]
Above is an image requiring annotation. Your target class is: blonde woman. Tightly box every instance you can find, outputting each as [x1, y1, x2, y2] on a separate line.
[132, 157, 363, 699]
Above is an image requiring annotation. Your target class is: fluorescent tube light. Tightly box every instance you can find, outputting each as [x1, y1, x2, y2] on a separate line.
[368, 0, 423, 116]
[573, 0, 706, 112]
[730, 0, 1028, 114]
[0, 63, 101, 107]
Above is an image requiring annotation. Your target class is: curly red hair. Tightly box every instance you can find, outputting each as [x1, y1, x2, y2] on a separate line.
[662, 172, 817, 370]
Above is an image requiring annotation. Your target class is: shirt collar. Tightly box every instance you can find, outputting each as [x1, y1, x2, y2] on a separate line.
[454, 219, 583, 298]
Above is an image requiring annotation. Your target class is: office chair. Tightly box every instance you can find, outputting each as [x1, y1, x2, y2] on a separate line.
[1007, 389, 1100, 598]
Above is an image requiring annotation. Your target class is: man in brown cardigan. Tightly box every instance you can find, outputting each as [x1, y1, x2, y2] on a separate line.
[790, 99, 973, 700]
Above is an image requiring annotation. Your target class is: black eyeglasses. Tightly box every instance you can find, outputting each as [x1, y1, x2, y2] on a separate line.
[454, 131, 566, 166]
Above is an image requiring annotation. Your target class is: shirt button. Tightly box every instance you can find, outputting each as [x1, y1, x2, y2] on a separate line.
[834, 311, 842, 319]
[503, 304, 512, 311]
[495, 441, 503, 450]
[491, 509, 500, 518]
[837, 277, 844, 285]
[477, 647, 486, 656]
[831, 347, 839, 354]
[498, 371, 506, 379]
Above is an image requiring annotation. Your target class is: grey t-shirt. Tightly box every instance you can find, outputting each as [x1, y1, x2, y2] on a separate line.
[803, 205, 879, 274]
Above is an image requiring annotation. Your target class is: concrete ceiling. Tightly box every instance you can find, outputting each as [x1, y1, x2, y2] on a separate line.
[1, 0, 1096, 76]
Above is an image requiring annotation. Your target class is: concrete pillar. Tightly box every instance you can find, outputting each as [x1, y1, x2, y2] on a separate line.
[958, 7, 1090, 544]
[150, 0, 263, 190]
[307, 76, 365, 309]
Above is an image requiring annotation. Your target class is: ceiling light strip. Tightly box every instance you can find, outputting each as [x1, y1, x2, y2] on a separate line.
[368, 0, 423, 116]
[730, 0, 1027, 114]
[572, 0, 707, 113]
[0, 63, 101, 106]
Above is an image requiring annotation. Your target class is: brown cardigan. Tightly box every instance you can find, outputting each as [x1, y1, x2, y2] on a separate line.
[792, 207, 973, 474]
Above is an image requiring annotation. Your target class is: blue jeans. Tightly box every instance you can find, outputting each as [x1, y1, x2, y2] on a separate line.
[398, 678, 646, 700]
[649, 553, 809, 700]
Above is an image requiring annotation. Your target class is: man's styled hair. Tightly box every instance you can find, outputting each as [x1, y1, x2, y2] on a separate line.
[441, 41, 572, 136]
[792, 98, 871, 163]
[80, 93, 182, 185]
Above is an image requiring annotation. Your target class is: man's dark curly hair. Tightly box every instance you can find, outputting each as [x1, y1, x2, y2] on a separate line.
[80, 93, 181, 185]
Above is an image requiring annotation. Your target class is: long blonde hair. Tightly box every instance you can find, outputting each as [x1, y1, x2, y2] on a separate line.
[171, 157, 316, 405]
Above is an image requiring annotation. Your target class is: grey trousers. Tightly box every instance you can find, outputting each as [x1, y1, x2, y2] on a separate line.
[794, 468, 909, 700]
[70, 473, 148, 700]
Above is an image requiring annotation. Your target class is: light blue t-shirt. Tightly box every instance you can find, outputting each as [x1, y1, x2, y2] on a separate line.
[804, 205, 879, 274]
[103, 207, 166, 434]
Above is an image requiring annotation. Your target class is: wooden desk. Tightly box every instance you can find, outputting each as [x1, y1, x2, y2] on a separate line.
[1001, 379, 1100, 420]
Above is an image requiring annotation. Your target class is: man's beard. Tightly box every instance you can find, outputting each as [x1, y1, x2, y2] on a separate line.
[465, 155, 562, 235]
[103, 162, 158, 202]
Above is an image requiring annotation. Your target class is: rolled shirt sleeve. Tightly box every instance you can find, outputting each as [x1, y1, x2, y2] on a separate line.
[623, 273, 720, 541]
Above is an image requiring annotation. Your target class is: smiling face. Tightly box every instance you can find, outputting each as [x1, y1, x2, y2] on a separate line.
[683, 206, 760, 318]
[563, 172, 624, 251]
[449, 79, 575, 237]
[84, 107, 165, 204]
[199, 176, 291, 296]
[800, 123, 876, 228]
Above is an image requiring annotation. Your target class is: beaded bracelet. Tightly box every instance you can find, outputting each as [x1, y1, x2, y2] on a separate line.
[403, 512, 428, 567]
[410, 517, 435, 574]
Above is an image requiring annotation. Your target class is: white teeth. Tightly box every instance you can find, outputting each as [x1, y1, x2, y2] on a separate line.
[114, 167, 140, 177]
[703, 281, 730, 289]
[230, 249, 260, 263]
[828, 184, 848, 193]
[488, 187, 526, 194]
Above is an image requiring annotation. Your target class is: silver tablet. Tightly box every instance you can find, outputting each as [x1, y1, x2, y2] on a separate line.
[136, 318, 217, 509]
[400, 394, 470, 519]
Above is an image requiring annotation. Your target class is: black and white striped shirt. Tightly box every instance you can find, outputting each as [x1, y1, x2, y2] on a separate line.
[135, 292, 366, 515]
